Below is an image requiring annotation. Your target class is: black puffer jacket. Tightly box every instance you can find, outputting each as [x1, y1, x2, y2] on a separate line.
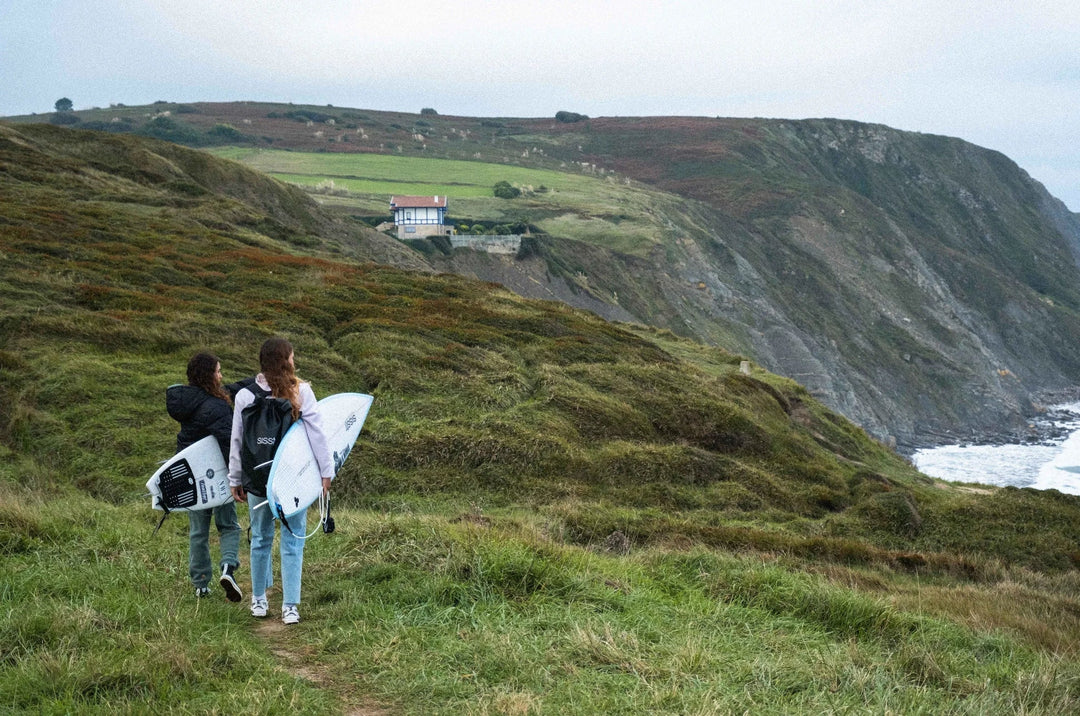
[166, 385, 232, 459]
[166, 377, 255, 458]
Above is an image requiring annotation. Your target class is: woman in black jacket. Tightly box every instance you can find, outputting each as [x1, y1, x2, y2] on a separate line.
[166, 352, 251, 601]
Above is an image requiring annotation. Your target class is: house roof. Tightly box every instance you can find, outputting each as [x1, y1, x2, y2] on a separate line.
[390, 195, 447, 209]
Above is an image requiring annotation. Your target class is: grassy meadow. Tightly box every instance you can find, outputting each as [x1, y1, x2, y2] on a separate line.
[208, 147, 686, 257]
[208, 148, 585, 196]
[3, 123, 1080, 714]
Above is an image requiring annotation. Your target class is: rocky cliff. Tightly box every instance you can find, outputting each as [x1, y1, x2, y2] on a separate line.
[428, 117, 1080, 449]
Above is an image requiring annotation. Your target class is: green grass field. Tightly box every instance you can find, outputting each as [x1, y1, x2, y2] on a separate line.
[209, 148, 680, 255]
[209, 148, 596, 196]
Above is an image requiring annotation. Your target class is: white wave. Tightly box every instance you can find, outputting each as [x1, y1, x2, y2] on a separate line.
[1034, 425, 1080, 494]
[912, 403, 1080, 496]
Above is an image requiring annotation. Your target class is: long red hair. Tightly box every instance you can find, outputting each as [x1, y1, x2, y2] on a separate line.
[259, 337, 301, 418]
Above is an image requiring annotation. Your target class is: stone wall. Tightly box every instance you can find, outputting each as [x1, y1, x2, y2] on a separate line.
[449, 235, 522, 254]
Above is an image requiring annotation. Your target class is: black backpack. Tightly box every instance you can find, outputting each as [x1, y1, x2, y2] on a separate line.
[240, 385, 297, 497]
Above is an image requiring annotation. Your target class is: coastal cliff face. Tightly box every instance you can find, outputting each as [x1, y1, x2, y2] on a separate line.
[430, 118, 1080, 449]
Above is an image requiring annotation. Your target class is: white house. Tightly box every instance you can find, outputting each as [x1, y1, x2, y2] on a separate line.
[389, 195, 448, 238]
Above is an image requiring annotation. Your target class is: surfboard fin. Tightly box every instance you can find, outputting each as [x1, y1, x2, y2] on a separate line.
[275, 503, 298, 538]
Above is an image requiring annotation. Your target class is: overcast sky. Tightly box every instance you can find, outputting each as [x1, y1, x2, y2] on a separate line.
[3, 1, 1078, 209]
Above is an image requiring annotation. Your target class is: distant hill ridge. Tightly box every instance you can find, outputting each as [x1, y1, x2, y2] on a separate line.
[9, 101, 1080, 447]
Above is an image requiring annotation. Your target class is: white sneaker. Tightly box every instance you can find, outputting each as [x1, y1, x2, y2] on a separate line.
[281, 604, 300, 625]
[250, 595, 268, 618]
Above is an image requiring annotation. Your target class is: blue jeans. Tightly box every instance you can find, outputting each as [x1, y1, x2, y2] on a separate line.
[249, 497, 306, 605]
[188, 502, 240, 588]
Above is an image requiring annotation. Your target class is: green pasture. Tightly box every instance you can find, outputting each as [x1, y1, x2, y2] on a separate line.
[210, 147, 679, 255]
[209, 148, 591, 196]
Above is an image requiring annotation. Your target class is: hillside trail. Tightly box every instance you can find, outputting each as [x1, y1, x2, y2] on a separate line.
[255, 619, 394, 716]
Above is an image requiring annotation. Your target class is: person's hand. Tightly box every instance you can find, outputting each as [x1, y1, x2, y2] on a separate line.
[231, 485, 247, 503]
[321, 478, 332, 496]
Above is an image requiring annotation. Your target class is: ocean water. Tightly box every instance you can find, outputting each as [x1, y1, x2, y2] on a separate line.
[911, 403, 1080, 495]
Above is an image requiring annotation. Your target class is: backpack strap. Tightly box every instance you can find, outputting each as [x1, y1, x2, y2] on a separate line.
[244, 383, 271, 400]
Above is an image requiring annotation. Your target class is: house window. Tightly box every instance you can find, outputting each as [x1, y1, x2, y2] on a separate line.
[406, 211, 412, 221]
[405, 226, 416, 233]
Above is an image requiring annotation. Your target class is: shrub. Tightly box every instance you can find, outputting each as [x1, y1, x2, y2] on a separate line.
[79, 121, 130, 133]
[207, 124, 243, 142]
[493, 181, 521, 199]
[420, 107, 438, 115]
[283, 109, 334, 124]
[49, 113, 80, 126]
[136, 116, 203, 145]
[555, 111, 588, 123]
[430, 235, 453, 254]
[516, 235, 540, 259]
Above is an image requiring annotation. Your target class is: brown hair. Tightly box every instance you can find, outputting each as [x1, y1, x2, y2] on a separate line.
[259, 337, 301, 418]
[187, 352, 230, 405]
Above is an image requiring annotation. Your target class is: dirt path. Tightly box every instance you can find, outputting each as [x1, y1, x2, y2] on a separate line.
[256, 619, 393, 716]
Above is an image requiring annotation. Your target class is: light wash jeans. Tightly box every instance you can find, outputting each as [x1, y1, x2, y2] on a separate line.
[188, 502, 240, 588]
[249, 496, 306, 605]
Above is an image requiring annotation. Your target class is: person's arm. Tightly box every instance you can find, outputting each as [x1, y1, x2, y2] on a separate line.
[225, 375, 256, 400]
[228, 388, 251, 502]
[299, 383, 336, 495]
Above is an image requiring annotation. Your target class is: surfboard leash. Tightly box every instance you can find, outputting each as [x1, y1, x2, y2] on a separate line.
[273, 492, 331, 540]
[253, 493, 331, 540]
[151, 498, 171, 536]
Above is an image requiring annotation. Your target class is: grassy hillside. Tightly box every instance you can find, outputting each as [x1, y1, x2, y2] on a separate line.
[3, 123, 1080, 713]
[17, 101, 1080, 448]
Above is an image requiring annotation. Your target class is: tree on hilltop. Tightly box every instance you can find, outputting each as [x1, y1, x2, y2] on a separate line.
[54, 97, 73, 112]
[555, 110, 588, 123]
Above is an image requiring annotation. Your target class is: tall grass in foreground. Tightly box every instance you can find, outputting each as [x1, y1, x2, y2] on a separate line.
[3, 479, 1078, 714]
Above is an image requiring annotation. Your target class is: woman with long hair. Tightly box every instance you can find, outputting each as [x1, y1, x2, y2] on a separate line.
[165, 352, 247, 601]
[228, 337, 334, 625]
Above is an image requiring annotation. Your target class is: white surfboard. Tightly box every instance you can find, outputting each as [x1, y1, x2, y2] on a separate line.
[148, 435, 231, 511]
[266, 392, 373, 520]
